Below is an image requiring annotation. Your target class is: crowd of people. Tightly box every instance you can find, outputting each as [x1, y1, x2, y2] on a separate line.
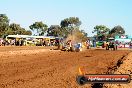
[0, 38, 132, 51]
[0, 38, 25, 46]
[0, 38, 60, 46]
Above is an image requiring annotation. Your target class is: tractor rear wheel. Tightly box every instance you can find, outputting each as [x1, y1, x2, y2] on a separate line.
[106, 45, 109, 50]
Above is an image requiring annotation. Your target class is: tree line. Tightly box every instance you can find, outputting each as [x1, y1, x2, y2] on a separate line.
[0, 14, 125, 41]
[0, 14, 87, 41]
[92, 25, 125, 41]
[0, 14, 32, 38]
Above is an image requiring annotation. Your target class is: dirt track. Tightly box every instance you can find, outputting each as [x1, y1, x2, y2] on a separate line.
[0, 47, 131, 88]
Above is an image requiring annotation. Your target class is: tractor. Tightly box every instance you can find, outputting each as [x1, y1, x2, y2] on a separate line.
[96, 41, 104, 48]
[61, 40, 82, 52]
[106, 38, 117, 50]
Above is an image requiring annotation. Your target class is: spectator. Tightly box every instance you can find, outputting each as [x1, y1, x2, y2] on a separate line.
[129, 41, 132, 49]
[43, 40, 46, 46]
[86, 39, 90, 49]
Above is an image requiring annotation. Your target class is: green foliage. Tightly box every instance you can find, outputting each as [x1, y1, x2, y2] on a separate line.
[10, 23, 21, 31]
[109, 25, 125, 37]
[59, 17, 88, 41]
[0, 14, 87, 41]
[47, 25, 63, 37]
[93, 25, 110, 35]
[93, 25, 110, 40]
[7, 23, 32, 35]
[60, 17, 81, 37]
[0, 14, 10, 37]
[29, 21, 48, 36]
[24, 30, 32, 35]
[93, 25, 126, 40]
[0, 14, 9, 28]
[0, 14, 32, 37]
[60, 17, 81, 27]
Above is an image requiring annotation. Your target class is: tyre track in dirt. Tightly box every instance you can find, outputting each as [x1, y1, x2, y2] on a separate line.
[104, 51, 132, 88]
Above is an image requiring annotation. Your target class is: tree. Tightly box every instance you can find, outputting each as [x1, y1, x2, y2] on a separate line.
[61, 17, 81, 27]
[10, 23, 21, 31]
[0, 14, 32, 37]
[60, 17, 88, 41]
[0, 14, 10, 37]
[29, 21, 48, 36]
[16, 28, 32, 35]
[24, 30, 32, 35]
[47, 25, 63, 37]
[5, 27, 14, 35]
[5, 23, 32, 35]
[80, 30, 88, 41]
[66, 29, 88, 42]
[18, 29, 32, 35]
[60, 17, 81, 36]
[109, 25, 125, 37]
[92, 25, 110, 41]
[81, 30, 88, 37]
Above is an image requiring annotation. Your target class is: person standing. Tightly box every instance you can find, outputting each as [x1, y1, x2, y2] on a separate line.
[86, 39, 90, 49]
[130, 41, 132, 49]
[19, 39, 21, 46]
[43, 40, 46, 46]
[69, 40, 73, 51]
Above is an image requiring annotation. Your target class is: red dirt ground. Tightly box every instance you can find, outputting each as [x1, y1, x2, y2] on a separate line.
[0, 46, 131, 88]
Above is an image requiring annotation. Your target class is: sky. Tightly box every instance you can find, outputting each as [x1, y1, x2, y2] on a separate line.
[0, 0, 132, 36]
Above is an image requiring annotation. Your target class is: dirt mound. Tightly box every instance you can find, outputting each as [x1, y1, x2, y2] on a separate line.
[104, 52, 132, 88]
